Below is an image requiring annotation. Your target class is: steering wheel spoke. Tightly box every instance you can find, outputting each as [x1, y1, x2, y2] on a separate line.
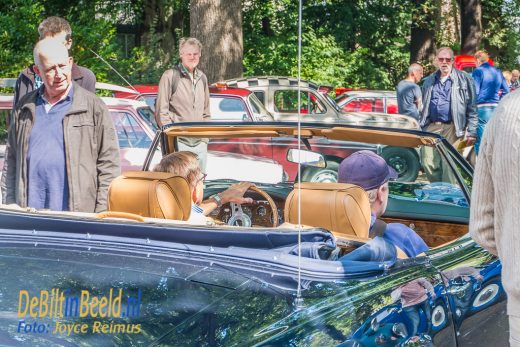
[222, 186, 279, 227]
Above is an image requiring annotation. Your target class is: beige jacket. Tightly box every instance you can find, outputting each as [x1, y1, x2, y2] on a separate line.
[155, 64, 211, 127]
[470, 90, 520, 316]
[1, 83, 120, 212]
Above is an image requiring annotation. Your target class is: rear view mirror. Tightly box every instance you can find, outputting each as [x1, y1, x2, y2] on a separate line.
[286, 149, 326, 168]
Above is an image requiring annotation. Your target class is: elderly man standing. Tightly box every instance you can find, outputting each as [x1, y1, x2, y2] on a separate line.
[1, 38, 120, 212]
[13, 16, 96, 108]
[470, 91, 520, 346]
[396, 63, 424, 120]
[155, 37, 211, 171]
[420, 47, 477, 182]
[472, 50, 509, 155]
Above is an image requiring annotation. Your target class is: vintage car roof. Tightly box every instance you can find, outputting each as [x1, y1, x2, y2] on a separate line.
[162, 123, 438, 149]
[224, 76, 321, 90]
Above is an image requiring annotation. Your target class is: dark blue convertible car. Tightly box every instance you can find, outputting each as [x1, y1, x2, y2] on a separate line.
[0, 122, 506, 346]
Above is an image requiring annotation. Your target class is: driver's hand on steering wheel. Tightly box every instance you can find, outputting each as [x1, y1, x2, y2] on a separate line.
[220, 182, 255, 204]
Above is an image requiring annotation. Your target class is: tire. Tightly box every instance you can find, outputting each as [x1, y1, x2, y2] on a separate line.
[301, 160, 339, 183]
[381, 147, 420, 182]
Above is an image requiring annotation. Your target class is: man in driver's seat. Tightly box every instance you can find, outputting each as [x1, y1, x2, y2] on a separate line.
[338, 150, 428, 257]
[154, 151, 253, 224]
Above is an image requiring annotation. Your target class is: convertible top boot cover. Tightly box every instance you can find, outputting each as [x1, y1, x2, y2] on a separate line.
[284, 182, 371, 239]
[107, 171, 192, 221]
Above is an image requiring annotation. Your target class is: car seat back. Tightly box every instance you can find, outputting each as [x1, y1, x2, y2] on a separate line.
[108, 171, 191, 221]
[284, 182, 371, 238]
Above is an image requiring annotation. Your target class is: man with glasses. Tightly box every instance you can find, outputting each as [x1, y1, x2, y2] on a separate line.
[153, 151, 252, 224]
[2, 38, 119, 212]
[419, 47, 477, 182]
[13, 16, 96, 109]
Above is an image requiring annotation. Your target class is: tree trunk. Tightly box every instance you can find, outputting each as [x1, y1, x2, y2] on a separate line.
[409, 0, 437, 65]
[460, 0, 481, 55]
[190, 0, 243, 84]
[438, 0, 460, 46]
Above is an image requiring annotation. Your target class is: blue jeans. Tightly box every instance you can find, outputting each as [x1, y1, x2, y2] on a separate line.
[475, 106, 497, 154]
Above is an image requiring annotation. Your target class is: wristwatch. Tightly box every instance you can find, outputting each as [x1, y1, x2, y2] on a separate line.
[210, 193, 223, 207]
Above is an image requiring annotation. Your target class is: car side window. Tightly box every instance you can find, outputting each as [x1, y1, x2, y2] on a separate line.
[386, 98, 398, 114]
[273, 90, 326, 114]
[111, 111, 152, 149]
[344, 97, 384, 112]
[210, 97, 252, 121]
[253, 91, 265, 105]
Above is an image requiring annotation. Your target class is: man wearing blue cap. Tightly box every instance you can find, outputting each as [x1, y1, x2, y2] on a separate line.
[338, 150, 428, 257]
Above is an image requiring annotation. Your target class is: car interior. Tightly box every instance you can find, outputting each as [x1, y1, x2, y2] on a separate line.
[86, 124, 470, 261]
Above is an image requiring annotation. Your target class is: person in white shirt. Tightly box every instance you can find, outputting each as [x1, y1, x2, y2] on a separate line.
[153, 151, 252, 224]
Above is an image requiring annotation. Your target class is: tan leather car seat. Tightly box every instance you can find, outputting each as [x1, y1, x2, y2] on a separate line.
[284, 182, 371, 238]
[108, 171, 192, 221]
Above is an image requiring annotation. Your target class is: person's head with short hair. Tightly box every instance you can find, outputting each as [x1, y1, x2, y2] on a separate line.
[38, 16, 73, 50]
[153, 151, 205, 204]
[503, 70, 512, 85]
[474, 50, 489, 67]
[179, 37, 202, 73]
[435, 47, 455, 77]
[512, 69, 520, 83]
[407, 63, 424, 83]
[33, 37, 73, 101]
[338, 150, 398, 217]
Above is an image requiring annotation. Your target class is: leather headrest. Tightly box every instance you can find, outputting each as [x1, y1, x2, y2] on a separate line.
[108, 171, 191, 221]
[284, 182, 371, 238]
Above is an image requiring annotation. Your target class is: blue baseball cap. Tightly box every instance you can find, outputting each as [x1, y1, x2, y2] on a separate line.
[338, 150, 398, 190]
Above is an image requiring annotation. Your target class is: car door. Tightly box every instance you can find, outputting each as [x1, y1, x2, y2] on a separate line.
[429, 143, 507, 345]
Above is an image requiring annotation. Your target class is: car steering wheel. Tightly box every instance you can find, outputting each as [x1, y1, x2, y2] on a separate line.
[225, 186, 279, 227]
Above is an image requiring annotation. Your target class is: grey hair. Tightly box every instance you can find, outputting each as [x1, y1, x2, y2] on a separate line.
[38, 16, 72, 40]
[366, 182, 388, 205]
[179, 37, 202, 56]
[33, 37, 69, 67]
[436, 46, 454, 59]
[408, 63, 423, 75]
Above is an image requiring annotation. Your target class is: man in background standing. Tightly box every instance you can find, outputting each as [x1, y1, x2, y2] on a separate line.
[13, 16, 96, 108]
[470, 90, 520, 347]
[472, 50, 509, 154]
[1, 38, 119, 212]
[419, 47, 477, 182]
[155, 37, 211, 172]
[397, 63, 424, 120]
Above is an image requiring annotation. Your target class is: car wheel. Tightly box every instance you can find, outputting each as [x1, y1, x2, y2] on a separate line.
[471, 278, 503, 311]
[381, 147, 420, 182]
[301, 160, 339, 183]
[431, 300, 448, 330]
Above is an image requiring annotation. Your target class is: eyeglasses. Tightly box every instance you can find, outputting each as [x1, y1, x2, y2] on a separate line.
[437, 57, 452, 63]
[197, 173, 207, 184]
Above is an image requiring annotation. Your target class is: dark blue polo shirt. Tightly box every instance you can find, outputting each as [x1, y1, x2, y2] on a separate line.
[27, 86, 73, 211]
[428, 72, 452, 123]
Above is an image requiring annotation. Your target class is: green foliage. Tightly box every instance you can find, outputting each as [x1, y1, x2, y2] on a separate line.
[0, 0, 43, 77]
[243, 0, 414, 90]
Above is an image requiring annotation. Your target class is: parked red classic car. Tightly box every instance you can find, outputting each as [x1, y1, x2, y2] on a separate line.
[113, 83, 274, 121]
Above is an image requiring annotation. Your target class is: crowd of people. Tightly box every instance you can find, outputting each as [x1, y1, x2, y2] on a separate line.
[4, 13, 520, 345]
